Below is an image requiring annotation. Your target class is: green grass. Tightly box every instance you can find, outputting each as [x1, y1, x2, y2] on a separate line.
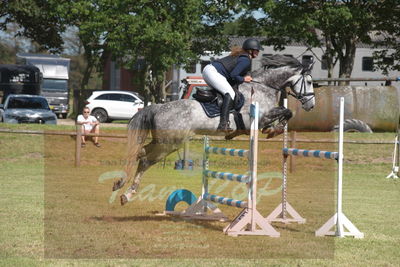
[0, 124, 399, 266]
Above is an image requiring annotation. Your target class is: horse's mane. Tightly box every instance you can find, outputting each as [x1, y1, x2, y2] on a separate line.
[261, 54, 303, 70]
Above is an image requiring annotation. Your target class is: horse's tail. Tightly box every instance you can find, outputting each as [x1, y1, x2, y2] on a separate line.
[125, 105, 158, 181]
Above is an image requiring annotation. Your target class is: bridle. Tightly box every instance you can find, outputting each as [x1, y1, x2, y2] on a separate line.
[287, 73, 315, 106]
[251, 72, 315, 107]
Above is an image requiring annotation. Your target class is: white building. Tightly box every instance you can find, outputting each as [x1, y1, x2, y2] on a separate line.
[170, 36, 400, 99]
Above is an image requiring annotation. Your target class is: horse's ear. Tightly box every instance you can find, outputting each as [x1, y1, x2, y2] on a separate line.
[302, 62, 314, 74]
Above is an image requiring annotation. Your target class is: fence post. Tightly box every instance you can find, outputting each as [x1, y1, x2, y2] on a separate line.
[183, 141, 190, 169]
[75, 125, 82, 167]
[290, 131, 296, 173]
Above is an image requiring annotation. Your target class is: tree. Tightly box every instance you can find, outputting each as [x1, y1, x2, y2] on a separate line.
[45, 1, 108, 91]
[0, 0, 66, 53]
[0, 42, 15, 64]
[99, 0, 236, 103]
[241, 0, 399, 82]
[34, 0, 237, 103]
[372, 3, 400, 73]
[1, 0, 238, 102]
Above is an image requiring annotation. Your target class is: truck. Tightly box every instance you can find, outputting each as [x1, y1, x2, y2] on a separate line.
[178, 76, 208, 100]
[0, 64, 41, 103]
[179, 76, 399, 132]
[16, 53, 71, 119]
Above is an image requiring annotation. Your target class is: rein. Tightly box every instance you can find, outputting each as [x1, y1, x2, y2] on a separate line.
[251, 73, 315, 107]
[289, 74, 315, 105]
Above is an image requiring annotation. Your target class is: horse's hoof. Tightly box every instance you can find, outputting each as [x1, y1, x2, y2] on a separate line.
[264, 127, 284, 139]
[225, 132, 237, 140]
[120, 194, 128, 206]
[275, 127, 284, 135]
[266, 131, 276, 139]
[262, 127, 273, 135]
[112, 179, 125, 191]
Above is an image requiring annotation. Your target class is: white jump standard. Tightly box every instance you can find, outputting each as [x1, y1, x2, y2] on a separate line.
[268, 97, 364, 238]
[266, 98, 306, 224]
[387, 115, 399, 179]
[183, 102, 280, 237]
[315, 97, 364, 238]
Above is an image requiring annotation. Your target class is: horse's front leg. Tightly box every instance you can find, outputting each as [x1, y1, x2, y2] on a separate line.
[261, 107, 292, 139]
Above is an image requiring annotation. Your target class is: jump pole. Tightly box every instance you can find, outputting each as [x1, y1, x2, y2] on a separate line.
[315, 97, 364, 238]
[183, 102, 280, 237]
[266, 98, 306, 224]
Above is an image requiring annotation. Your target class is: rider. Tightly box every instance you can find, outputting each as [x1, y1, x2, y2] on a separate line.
[202, 38, 262, 132]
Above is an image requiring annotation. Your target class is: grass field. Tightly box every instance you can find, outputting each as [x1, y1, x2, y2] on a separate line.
[0, 123, 399, 266]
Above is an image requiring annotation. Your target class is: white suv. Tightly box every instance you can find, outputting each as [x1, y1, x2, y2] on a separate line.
[85, 91, 144, 122]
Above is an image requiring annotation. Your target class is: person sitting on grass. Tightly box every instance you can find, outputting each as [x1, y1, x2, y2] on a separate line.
[76, 107, 101, 147]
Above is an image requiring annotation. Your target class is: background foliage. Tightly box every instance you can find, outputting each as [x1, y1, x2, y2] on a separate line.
[240, 0, 400, 81]
[0, 0, 399, 101]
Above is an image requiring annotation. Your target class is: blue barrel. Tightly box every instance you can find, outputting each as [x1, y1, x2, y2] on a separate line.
[165, 189, 197, 212]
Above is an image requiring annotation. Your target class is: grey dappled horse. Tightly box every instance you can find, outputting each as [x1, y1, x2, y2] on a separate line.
[114, 54, 315, 205]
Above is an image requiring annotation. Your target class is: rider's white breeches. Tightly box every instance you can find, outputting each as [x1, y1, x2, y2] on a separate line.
[202, 64, 235, 100]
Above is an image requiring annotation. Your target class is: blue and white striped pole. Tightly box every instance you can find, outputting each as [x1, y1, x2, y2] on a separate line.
[205, 146, 249, 157]
[283, 148, 338, 160]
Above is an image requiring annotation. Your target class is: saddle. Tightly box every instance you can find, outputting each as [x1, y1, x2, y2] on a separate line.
[192, 87, 246, 139]
[192, 87, 244, 117]
[192, 87, 223, 106]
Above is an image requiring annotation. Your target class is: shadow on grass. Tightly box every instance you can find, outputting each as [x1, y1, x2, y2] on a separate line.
[89, 214, 224, 232]
[272, 224, 302, 233]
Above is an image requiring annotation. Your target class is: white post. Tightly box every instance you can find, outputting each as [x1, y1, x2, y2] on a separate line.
[182, 135, 228, 221]
[250, 102, 259, 231]
[183, 141, 190, 169]
[223, 102, 279, 237]
[282, 98, 288, 219]
[336, 97, 345, 237]
[281, 155, 288, 220]
[387, 114, 400, 179]
[315, 97, 364, 238]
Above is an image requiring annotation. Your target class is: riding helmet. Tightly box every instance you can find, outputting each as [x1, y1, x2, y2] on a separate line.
[242, 38, 263, 51]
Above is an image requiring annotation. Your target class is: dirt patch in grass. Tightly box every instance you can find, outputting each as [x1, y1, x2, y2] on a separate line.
[43, 132, 335, 259]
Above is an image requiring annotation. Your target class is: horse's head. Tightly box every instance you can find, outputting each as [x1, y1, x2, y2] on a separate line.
[284, 63, 315, 111]
[257, 55, 315, 111]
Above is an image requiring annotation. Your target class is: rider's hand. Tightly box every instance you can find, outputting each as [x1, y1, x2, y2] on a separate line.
[244, 76, 252, 82]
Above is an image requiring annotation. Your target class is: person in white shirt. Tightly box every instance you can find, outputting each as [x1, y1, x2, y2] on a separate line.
[76, 107, 100, 147]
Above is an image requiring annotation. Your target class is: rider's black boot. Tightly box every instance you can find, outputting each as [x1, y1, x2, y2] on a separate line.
[217, 93, 234, 133]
